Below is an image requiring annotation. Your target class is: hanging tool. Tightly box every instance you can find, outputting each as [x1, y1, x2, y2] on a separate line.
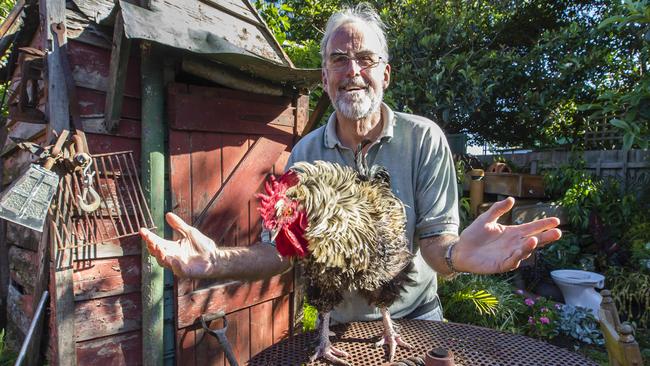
[0, 131, 68, 231]
[200, 311, 239, 366]
[70, 132, 100, 212]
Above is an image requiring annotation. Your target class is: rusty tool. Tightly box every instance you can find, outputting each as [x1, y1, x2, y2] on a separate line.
[0, 131, 69, 231]
[200, 311, 239, 366]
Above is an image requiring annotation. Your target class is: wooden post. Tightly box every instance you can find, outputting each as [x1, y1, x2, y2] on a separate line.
[469, 169, 485, 218]
[103, 10, 132, 132]
[40, 0, 75, 364]
[140, 40, 165, 366]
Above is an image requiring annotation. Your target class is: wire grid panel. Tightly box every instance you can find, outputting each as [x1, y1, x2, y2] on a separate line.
[248, 320, 599, 366]
[50, 151, 155, 250]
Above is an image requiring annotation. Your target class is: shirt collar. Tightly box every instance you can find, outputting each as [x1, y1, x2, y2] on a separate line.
[323, 102, 395, 149]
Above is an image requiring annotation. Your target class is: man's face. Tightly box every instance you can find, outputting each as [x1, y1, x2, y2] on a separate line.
[323, 22, 391, 120]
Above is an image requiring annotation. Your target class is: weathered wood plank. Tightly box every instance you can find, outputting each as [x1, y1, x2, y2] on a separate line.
[8, 245, 36, 294]
[72, 255, 141, 301]
[169, 130, 194, 296]
[76, 330, 142, 365]
[272, 294, 291, 342]
[217, 134, 251, 247]
[104, 11, 132, 132]
[250, 301, 274, 357]
[68, 39, 140, 96]
[25, 223, 50, 366]
[195, 318, 224, 366]
[226, 307, 250, 365]
[176, 271, 293, 328]
[197, 136, 288, 246]
[5, 221, 41, 251]
[77, 86, 141, 120]
[74, 292, 142, 342]
[294, 94, 310, 137]
[2, 149, 36, 187]
[177, 326, 197, 366]
[168, 84, 295, 135]
[7, 283, 32, 336]
[85, 133, 140, 164]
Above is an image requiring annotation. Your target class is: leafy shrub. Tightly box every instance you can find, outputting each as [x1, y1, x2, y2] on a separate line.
[540, 232, 582, 270]
[557, 305, 604, 346]
[0, 329, 16, 366]
[605, 267, 650, 328]
[439, 274, 526, 333]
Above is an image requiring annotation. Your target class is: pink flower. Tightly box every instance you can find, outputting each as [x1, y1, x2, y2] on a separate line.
[525, 298, 535, 306]
[540, 317, 550, 324]
[528, 316, 534, 324]
[541, 307, 549, 312]
[554, 303, 562, 310]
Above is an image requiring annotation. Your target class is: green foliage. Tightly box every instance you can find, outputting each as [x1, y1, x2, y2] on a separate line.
[439, 274, 525, 332]
[302, 302, 318, 332]
[540, 232, 582, 270]
[580, 0, 650, 150]
[0, 329, 17, 366]
[543, 160, 640, 237]
[605, 266, 650, 328]
[627, 221, 650, 273]
[557, 305, 604, 346]
[255, 0, 649, 147]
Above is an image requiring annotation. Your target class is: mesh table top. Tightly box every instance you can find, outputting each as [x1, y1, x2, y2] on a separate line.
[248, 319, 598, 365]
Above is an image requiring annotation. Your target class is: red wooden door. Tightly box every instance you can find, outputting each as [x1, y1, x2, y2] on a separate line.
[168, 83, 306, 365]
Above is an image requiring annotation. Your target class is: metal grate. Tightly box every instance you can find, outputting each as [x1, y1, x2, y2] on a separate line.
[50, 151, 155, 250]
[248, 320, 598, 366]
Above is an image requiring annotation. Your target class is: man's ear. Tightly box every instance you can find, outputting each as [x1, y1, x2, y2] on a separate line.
[383, 63, 391, 89]
[322, 68, 329, 94]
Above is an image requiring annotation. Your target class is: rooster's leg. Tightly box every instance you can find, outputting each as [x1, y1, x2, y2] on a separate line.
[310, 311, 350, 365]
[374, 307, 412, 361]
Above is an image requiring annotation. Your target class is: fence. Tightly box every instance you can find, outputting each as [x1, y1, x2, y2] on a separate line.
[476, 149, 650, 190]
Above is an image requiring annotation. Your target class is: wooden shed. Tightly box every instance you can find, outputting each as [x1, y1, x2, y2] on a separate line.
[0, 0, 320, 364]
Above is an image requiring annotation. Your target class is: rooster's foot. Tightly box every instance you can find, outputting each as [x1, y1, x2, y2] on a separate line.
[310, 342, 350, 365]
[374, 332, 412, 361]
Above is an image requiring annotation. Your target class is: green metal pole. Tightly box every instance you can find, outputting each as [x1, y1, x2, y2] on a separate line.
[141, 40, 165, 366]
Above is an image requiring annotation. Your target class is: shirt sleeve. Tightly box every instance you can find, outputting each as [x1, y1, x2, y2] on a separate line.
[415, 127, 460, 238]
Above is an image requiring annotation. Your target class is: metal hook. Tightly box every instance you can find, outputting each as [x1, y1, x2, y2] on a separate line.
[78, 186, 101, 212]
[77, 157, 101, 212]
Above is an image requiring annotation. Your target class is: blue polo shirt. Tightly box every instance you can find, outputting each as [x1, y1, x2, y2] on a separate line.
[285, 103, 459, 323]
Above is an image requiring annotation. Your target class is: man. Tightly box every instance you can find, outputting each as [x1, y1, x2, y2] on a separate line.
[141, 2, 561, 363]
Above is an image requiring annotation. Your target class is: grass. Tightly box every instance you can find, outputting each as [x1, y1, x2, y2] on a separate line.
[0, 329, 17, 366]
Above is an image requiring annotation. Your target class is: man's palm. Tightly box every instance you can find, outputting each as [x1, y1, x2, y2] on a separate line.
[140, 213, 219, 278]
[458, 197, 561, 274]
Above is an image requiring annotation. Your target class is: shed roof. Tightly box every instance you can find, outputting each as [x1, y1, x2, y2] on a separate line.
[73, 0, 321, 88]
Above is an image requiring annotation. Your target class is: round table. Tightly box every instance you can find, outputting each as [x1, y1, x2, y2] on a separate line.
[248, 319, 598, 365]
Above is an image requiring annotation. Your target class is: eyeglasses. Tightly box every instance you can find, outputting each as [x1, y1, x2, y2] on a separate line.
[326, 53, 385, 72]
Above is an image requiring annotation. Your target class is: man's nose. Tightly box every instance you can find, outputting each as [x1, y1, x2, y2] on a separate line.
[344, 58, 362, 77]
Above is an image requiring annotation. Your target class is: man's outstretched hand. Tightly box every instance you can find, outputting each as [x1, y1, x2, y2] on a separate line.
[455, 197, 562, 274]
[140, 212, 220, 278]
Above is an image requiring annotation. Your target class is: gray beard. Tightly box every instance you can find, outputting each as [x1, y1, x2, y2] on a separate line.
[334, 86, 383, 120]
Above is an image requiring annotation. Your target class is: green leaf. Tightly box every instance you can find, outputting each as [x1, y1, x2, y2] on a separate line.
[623, 133, 634, 150]
[610, 118, 631, 130]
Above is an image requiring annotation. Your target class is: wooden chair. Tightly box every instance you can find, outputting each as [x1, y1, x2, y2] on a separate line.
[599, 289, 644, 366]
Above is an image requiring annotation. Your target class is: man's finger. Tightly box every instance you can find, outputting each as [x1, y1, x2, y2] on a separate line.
[515, 217, 561, 236]
[165, 212, 193, 237]
[481, 197, 515, 223]
[532, 228, 562, 247]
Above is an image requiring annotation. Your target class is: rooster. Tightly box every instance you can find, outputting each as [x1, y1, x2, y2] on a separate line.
[257, 147, 415, 365]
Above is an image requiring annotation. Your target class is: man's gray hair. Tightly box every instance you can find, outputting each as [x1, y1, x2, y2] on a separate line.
[320, 3, 389, 66]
